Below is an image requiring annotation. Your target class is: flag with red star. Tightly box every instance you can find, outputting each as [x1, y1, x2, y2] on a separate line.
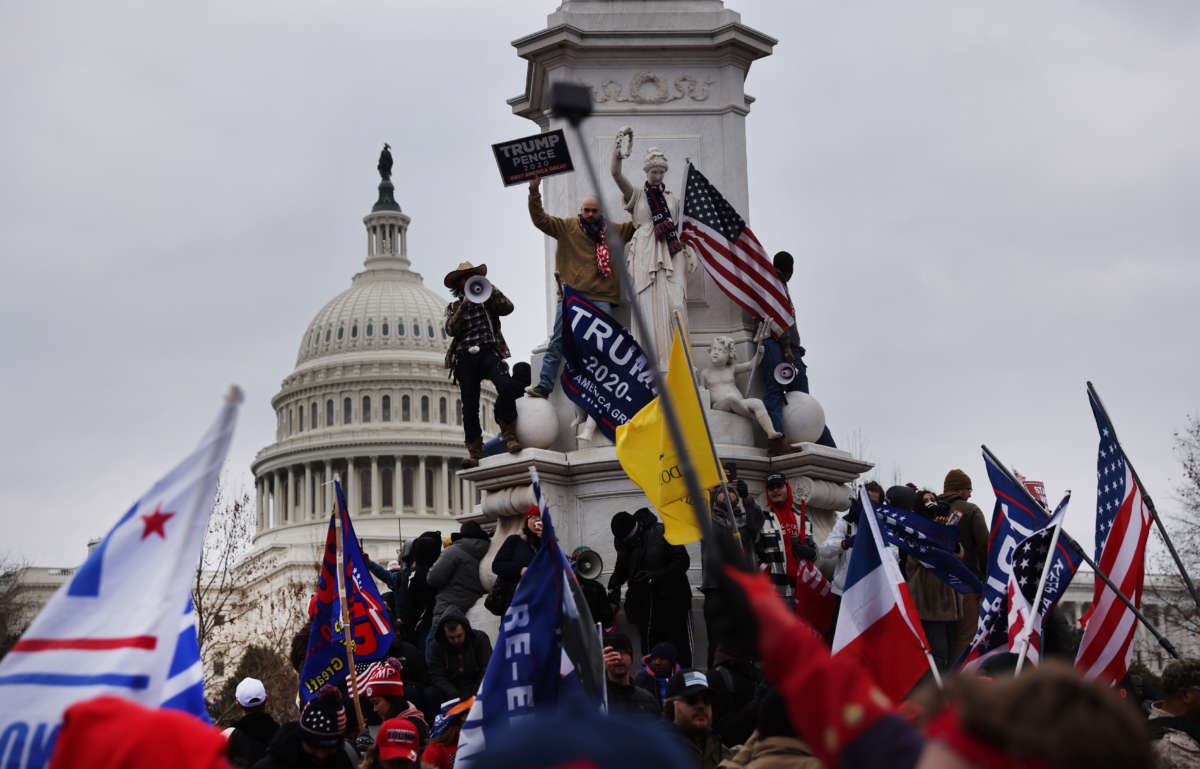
[0, 390, 240, 769]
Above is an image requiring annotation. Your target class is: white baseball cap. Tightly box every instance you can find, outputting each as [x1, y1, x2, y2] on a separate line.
[235, 677, 267, 707]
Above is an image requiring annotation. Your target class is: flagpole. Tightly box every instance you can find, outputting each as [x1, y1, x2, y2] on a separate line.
[672, 310, 743, 552]
[982, 444, 1180, 660]
[333, 479, 367, 736]
[597, 621, 609, 714]
[1061, 533, 1180, 660]
[1014, 502, 1068, 676]
[561, 108, 717, 567]
[1087, 381, 1200, 613]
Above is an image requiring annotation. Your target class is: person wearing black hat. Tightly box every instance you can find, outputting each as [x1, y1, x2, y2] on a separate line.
[442, 261, 521, 468]
[252, 686, 357, 769]
[757, 251, 836, 454]
[634, 641, 680, 710]
[607, 508, 693, 666]
[666, 669, 732, 769]
[602, 632, 661, 717]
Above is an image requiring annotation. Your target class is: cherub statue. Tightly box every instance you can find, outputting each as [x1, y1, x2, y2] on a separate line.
[699, 336, 783, 439]
[611, 130, 698, 366]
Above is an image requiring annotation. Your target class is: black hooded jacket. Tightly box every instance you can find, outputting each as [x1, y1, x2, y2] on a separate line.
[226, 710, 280, 769]
[250, 721, 356, 769]
[607, 508, 691, 624]
[428, 606, 493, 702]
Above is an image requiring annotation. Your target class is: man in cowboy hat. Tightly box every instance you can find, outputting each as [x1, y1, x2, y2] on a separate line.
[443, 261, 521, 467]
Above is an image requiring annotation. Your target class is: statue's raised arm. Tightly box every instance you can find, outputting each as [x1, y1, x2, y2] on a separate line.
[611, 127, 634, 204]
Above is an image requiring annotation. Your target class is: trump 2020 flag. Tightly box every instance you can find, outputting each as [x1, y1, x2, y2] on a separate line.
[559, 285, 658, 441]
[832, 489, 931, 701]
[958, 448, 1051, 670]
[0, 389, 240, 769]
[456, 469, 603, 767]
[1007, 494, 1080, 665]
[299, 481, 393, 703]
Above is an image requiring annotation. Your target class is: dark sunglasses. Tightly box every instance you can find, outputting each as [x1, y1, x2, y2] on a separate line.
[682, 692, 712, 706]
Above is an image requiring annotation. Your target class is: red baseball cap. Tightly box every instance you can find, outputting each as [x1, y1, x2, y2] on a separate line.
[378, 717, 420, 762]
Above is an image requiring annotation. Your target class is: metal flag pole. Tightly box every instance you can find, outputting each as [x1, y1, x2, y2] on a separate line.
[1087, 381, 1200, 613]
[1014, 496, 1069, 676]
[333, 478, 367, 735]
[597, 621, 609, 714]
[555, 88, 717, 564]
[1061, 532, 1180, 660]
[672, 310, 744, 552]
[981, 445, 1179, 660]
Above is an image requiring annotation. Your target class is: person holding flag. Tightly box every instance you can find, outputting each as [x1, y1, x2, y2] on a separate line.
[298, 481, 394, 711]
[455, 469, 605, 767]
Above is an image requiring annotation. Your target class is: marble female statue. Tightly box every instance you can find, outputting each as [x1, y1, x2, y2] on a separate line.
[699, 335, 782, 440]
[611, 130, 697, 365]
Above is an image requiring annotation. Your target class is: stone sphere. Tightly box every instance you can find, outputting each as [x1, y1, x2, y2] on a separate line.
[782, 391, 826, 444]
[515, 396, 560, 449]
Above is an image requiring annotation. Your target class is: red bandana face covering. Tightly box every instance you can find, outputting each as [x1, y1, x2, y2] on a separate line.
[923, 707, 1051, 769]
[579, 218, 612, 276]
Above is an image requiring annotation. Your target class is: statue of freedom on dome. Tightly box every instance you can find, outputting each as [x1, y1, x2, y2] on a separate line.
[377, 143, 393, 182]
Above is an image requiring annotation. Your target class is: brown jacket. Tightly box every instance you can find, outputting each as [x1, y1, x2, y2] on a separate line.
[940, 493, 989, 582]
[529, 189, 634, 304]
[905, 556, 962, 622]
[718, 732, 822, 769]
[442, 288, 513, 370]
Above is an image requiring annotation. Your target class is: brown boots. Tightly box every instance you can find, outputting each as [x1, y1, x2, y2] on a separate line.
[461, 439, 483, 469]
[498, 420, 522, 454]
[767, 436, 791, 457]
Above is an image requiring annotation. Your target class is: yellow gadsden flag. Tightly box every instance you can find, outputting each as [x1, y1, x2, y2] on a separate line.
[615, 324, 724, 545]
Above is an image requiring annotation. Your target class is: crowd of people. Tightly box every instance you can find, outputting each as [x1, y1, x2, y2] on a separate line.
[150, 464, 1192, 769]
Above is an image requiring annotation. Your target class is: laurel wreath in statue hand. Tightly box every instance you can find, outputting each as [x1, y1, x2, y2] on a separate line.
[615, 126, 633, 159]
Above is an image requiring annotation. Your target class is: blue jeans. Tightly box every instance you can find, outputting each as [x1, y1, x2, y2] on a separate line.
[481, 434, 506, 458]
[761, 337, 836, 448]
[536, 298, 613, 393]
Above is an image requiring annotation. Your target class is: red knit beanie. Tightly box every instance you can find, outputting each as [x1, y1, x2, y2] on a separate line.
[48, 696, 228, 769]
[524, 505, 542, 524]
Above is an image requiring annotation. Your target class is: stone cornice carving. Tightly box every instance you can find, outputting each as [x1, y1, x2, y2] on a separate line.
[590, 72, 713, 104]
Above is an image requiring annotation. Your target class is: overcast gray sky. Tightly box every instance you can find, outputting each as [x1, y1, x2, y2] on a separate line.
[2, 0, 1197, 567]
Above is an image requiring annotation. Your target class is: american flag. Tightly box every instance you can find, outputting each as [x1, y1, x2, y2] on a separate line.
[1075, 387, 1153, 683]
[679, 164, 794, 335]
[1006, 495, 1080, 665]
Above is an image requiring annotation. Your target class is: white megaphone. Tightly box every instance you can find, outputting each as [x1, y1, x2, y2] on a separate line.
[572, 547, 604, 580]
[773, 362, 797, 386]
[463, 275, 493, 304]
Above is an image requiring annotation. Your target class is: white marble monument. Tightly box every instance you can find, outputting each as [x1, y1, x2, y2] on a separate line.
[462, 1, 870, 656]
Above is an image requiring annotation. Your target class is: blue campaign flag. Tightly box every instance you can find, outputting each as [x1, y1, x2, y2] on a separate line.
[0, 390, 240, 769]
[875, 503, 984, 595]
[298, 481, 393, 703]
[456, 469, 604, 766]
[957, 448, 1053, 669]
[559, 285, 657, 440]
